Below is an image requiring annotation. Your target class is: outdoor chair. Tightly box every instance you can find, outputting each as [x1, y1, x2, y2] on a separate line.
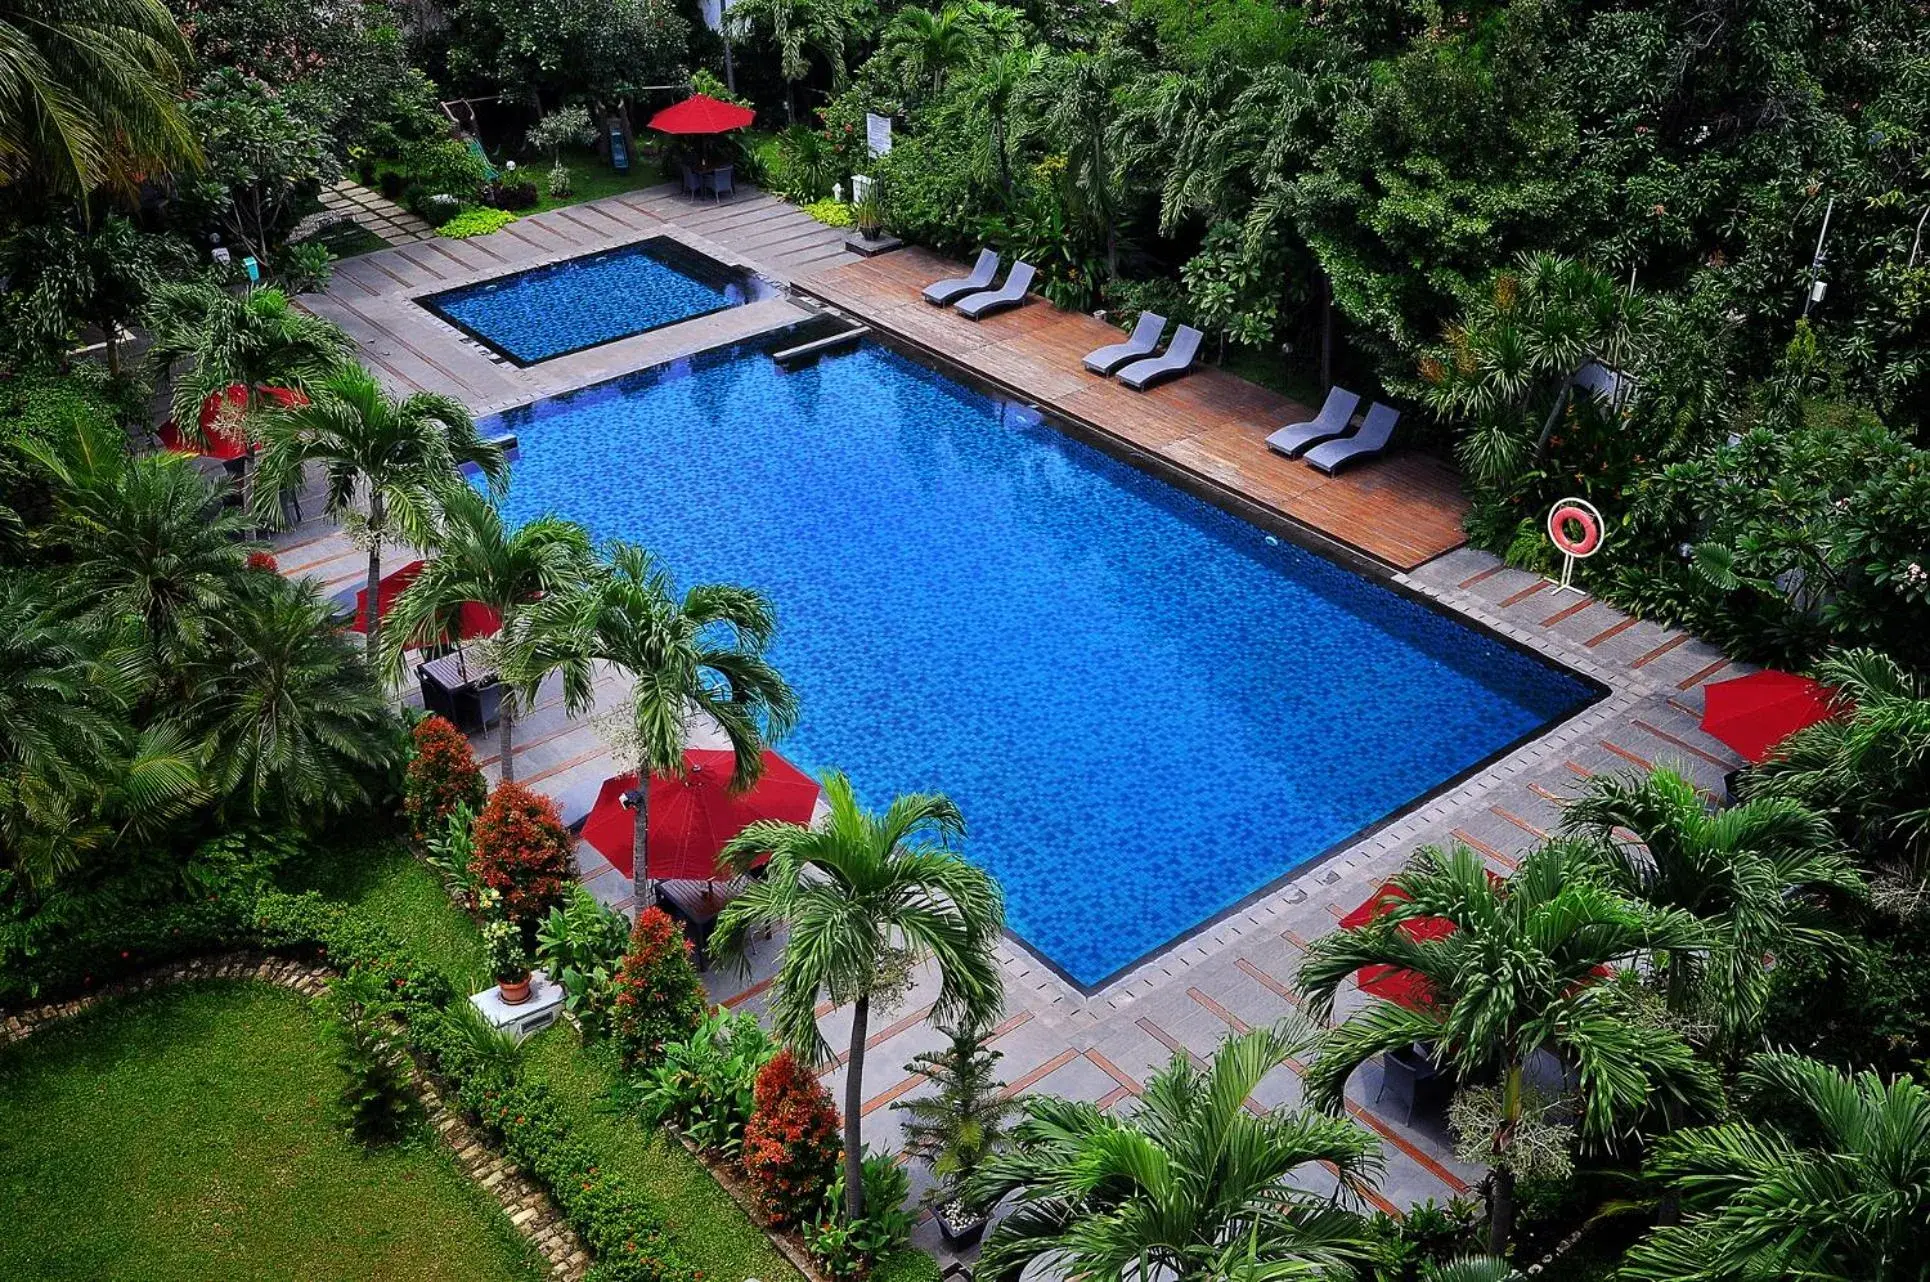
[1376, 1042, 1451, 1124]
[681, 165, 701, 199]
[1266, 386, 1362, 458]
[1116, 324, 1203, 390]
[923, 249, 1000, 305]
[955, 261, 1037, 319]
[1083, 311, 1167, 375]
[705, 164, 736, 202]
[1305, 401, 1400, 475]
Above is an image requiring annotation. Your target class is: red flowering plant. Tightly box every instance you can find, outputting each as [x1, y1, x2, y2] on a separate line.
[246, 550, 279, 572]
[741, 1049, 842, 1229]
[403, 715, 487, 846]
[469, 781, 573, 931]
[608, 907, 706, 1063]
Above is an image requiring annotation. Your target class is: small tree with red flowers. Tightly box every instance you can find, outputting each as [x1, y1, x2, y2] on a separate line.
[403, 715, 487, 846]
[742, 1048, 843, 1229]
[470, 780, 573, 930]
[609, 907, 706, 1062]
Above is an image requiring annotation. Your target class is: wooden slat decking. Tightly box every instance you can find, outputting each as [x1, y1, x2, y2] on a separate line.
[800, 248, 1468, 571]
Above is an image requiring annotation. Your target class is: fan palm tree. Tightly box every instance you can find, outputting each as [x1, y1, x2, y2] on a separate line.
[727, 0, 859, 124]
[885, 5, 984, 100]
[144, 282, 353, 444]
[0, 0, 200, 197]
[186, 575, 398, 819]
[1746, 648, 1930, 877]
[712, 772, 1003, 1222]
[1622, 1051, 1930, 1281]
[1561, 765, 1863, 1043]
[967, 1020, 1382, 1282]
[383, 484, 593, 781]
[508, 541, 798, 900]
[249, 364, 506, 660]
[1296, 840, 1720, 1254]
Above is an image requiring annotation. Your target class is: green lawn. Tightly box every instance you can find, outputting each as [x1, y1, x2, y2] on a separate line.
[525, 145, 670, 214]
[0, 981, 543, 1282]
[282, 839, 488, 987]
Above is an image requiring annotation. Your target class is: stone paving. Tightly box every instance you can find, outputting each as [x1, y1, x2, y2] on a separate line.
[320, 176, 438, 246]
[266, 185, 1759, 1262]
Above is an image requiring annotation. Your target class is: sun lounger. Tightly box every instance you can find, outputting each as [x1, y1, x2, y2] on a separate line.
[1116, 324, 1203, 391]
[923, 249, 1000, 306]
[1265, 386, 1362, 458]
[955, 261, 1036, 319]
[1083, 312, 1167, 375]
[1305, 402, 1400, 475]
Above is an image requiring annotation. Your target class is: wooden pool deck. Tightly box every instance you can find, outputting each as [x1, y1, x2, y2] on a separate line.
[800, 248, 1468, 571]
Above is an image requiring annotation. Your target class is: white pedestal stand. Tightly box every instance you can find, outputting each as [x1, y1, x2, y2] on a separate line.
[468, 969, 565, 1040]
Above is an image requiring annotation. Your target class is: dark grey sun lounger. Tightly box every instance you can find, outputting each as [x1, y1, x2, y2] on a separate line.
[1116, 324, 1203, 390]
[1083, 311, 1167, 375]
[1305, 401, 1400, 475]
[955, 261, 1036, 319]
[923, 249, 1000, 306]
[1266, 386, 1362, 458]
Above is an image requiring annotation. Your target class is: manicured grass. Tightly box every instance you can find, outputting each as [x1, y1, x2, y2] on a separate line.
[0, 981, 543, 1282]
[295, 218, 390, 259]
[525, 146, 669, 215]
[281, 838, 487, 986]
[522, 1028, 804, 1282]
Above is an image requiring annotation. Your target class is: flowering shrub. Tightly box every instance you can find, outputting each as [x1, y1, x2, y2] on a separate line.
[403, 716, 487, 847]
[469, 781, 573, 927]
[741, 1049, 842, 1229]
[246, 550, 279, 572]
[608, 907, 706, 1063]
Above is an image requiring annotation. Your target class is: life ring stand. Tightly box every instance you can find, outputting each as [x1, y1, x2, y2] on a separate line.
[1545, 497, 1604, 595]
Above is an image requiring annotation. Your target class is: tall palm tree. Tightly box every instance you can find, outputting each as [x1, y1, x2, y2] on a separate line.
[1025, 50, 1132, 276]
[885, 5, 984, 100]
[1622, 1052, 1930, 1281]
[967, 1021, 1381, 1282]
[726, 0, 858, 123]
[144, 282, 353, 443]
[249, 364, 506, 660]
[186, 575, 398, 819]
[1296, 840, 1720, 1254]
[712, 772, 1003, 1222]
[1561, 765, 1863, 1042]
[1746, 648, 1930, 877]
[959, 45, 1040, 195]
[509, 542, 798, 900]
[0, 0, 199, 197]
[383, 483, 593, 782]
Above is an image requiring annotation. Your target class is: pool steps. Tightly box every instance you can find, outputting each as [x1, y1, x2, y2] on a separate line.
[771, 325, 869, 367]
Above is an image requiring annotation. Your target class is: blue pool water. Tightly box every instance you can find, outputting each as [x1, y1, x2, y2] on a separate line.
[488, 340, 1597, 986]
[422, 239, 765, 365]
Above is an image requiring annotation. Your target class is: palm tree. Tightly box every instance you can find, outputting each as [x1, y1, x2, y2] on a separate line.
[1622, 1052, 1930, 1281]
[1296, 840, 1720, 1254]
[1746, 648, 1930, 878]
[0, 0, 199, 197]
[186, 575, 399, 819]
[509, 542, 798, 902]
[249, 364, 506, 660]
[1025, 50, 1132, 277]
[383, 484, 593, 782]
[885, 5, 984, 100]
[711, 773, 1003, 1222]
[144, 282, 353, 443]
[894, 1015, 1024, 1213]
[967, 1021, 1382, 1282]
[959, 46, 1040, 195]
[726, 0, 858, 124]
[1561, 765, 1863, 1043]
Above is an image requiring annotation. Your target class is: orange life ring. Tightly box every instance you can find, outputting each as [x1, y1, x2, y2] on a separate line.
[1548, 504, 1601, 557]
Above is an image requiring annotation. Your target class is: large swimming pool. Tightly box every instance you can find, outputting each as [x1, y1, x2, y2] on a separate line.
[421, 238, 773, 365]
[487, 337, 1598, 987]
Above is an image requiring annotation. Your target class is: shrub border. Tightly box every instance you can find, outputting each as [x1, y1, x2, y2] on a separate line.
[0, 951, 590, 1279]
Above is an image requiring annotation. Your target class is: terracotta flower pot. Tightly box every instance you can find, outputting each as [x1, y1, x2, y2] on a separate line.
[498, 975, 532, 1005]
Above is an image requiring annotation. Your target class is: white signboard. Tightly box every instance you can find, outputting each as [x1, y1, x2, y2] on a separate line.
[700, 0, 729, 32]
[865, 113, 893, 158]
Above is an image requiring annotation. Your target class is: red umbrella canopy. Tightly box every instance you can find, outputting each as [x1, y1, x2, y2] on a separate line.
[349, 559, 502, 643]
[581, 749, 820, 881]
[1338, 883, 1453, 1011]
[1699, 670, 1838, 764]
[647, 93, 756, 135]
[158, 384, 306, 461]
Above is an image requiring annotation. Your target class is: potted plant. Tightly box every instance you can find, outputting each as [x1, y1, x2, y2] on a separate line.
[484, 916, 533, 1005]
[893, 1017, 1022, 1248]
[854, 177, 886, 241]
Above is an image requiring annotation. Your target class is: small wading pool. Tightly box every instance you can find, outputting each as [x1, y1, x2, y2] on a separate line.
[484, 332, 1602, 988]
[419, 237, 775, 365]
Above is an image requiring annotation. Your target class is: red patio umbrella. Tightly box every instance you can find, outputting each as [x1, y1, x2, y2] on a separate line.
[1699, 669, 1839, 764]
[348, 559, 502, 643]
[646, 93, 756, 136]
[1338, 884, 1454, 1010]
[580, 749, 820, 881]
[158, 384, 306, 461]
